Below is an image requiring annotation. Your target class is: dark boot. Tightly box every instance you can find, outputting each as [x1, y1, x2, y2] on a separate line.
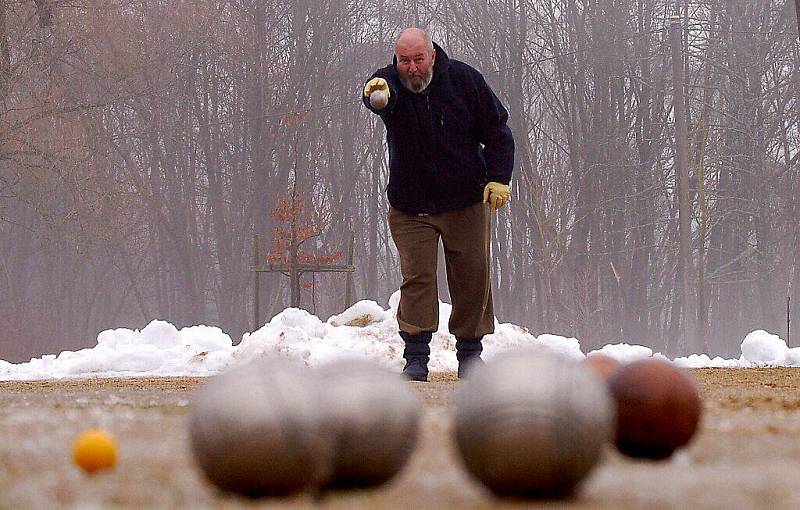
[400, 331, 432, 382]
[456, 338, 484, 379]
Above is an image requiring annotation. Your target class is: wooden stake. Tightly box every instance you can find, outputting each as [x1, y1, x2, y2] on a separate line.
[345, 231, 355, 309]
[251, 232, 356, 320]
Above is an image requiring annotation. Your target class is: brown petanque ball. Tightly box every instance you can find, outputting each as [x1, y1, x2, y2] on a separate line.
[453, 351, 615, 498]
[315, 359, 422, 489]
[583, 354, 622, 382]
[609, 358, 702, 460]
[188, 359, 331, 498]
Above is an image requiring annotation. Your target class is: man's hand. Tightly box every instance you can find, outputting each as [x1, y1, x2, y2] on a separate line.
[364, 77, 390, 98]
[483, 182, 511, 211]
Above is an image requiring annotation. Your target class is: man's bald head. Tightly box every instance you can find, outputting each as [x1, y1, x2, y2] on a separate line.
[395, 28, 434, 53]
[395, 27, 436, 93]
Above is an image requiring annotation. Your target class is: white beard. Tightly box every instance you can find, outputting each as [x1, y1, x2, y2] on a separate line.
[400, 67, 434, 93]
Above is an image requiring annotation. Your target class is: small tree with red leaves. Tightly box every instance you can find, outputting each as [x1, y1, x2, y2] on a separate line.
[266, 189, 343, 309]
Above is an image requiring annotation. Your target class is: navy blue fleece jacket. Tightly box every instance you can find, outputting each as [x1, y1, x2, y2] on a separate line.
[363, 43, 515, 214]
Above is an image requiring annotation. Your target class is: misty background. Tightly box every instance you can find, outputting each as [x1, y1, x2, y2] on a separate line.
[1, 0, 798, 362]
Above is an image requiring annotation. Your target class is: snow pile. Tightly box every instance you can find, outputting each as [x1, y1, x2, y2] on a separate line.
[528, 334, 584, 361]
[588, 343, 655, 364]
[741, 330, 787, 364]
[327, 299, 392, 327]
[673, 354, 742, 369]
[236, 306, 403, 369]
[0, 292, 795, 380]
[0, 321, 235, 380]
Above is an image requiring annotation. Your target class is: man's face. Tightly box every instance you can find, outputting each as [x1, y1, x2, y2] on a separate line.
[396, 39, 435, 93]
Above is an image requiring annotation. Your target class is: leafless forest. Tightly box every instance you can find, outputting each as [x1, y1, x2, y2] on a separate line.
[1, 0, 798, 362]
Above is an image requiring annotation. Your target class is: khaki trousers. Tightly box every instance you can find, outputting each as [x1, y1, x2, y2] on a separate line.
[388, 201, 495, 339]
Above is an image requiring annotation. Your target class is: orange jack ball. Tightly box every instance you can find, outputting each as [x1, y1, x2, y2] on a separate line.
[609, 359, 702, 460]
[73, 428, 118, 473]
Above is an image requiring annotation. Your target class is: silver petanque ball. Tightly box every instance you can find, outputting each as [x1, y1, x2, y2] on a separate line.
[188, 359, 330, 498]
[453, 351, 615, 498]
[316, 359, 422, 489]
[369, 89, 389, 109]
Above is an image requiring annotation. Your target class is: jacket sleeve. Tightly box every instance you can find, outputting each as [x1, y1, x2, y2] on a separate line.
[362, 70, 399, 121]
[474, 72, 515, 185]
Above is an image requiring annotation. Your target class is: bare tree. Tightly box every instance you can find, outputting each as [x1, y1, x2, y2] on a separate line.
[1, 0, 797, 361]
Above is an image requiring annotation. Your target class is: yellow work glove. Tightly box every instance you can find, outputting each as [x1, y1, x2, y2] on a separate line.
[363, 77, 390, 98]
[483, 182, 511, 211]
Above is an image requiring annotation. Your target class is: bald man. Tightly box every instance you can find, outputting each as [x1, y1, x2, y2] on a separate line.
[363, 28, 515, 382]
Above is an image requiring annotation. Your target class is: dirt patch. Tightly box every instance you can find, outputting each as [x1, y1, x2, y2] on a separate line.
[1, 368, 799, 509]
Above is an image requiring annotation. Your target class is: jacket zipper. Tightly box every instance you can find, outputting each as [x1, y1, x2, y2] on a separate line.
[423, 91, 438, 212]
[425, 93, 443, 126]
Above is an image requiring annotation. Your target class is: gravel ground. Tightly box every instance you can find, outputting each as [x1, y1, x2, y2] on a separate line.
[1, 368, 800, 509]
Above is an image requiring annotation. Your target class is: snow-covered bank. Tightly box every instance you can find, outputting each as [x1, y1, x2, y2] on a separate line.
[0, 292, 795, 380]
